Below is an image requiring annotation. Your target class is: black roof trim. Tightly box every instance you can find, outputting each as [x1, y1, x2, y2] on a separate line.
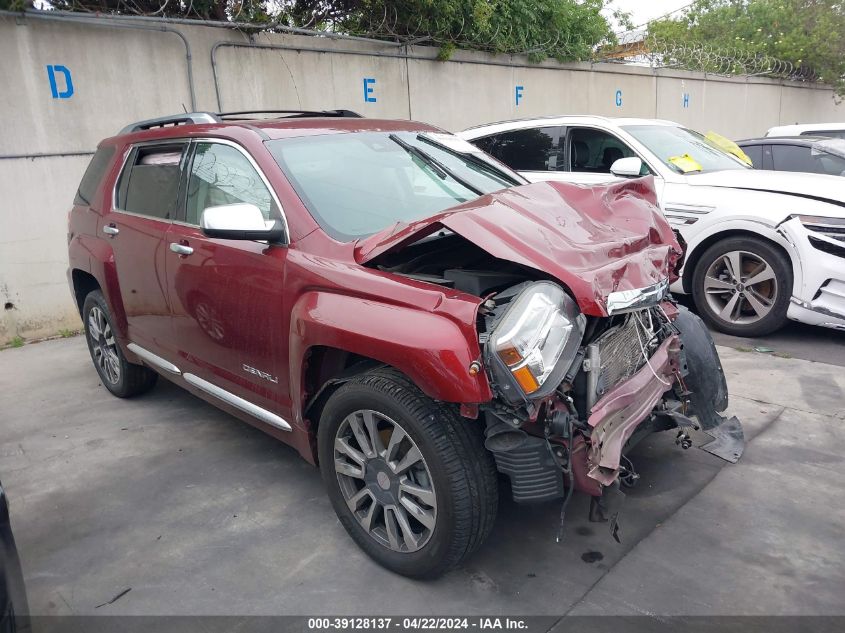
[119, 110, 363, 135]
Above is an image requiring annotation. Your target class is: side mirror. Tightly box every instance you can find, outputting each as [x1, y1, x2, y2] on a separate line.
[610, 156, 644, 178]
[200, 203, 285, 243]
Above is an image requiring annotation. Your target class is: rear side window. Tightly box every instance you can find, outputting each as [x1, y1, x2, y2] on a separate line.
[75, 146, 115, 206]
[115, 143, 187, 219]
[771, 145, 817, 172]
[473, 127, 562, 171]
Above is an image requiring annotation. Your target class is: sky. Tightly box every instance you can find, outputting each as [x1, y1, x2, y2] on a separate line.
[604, 0, 694, 32]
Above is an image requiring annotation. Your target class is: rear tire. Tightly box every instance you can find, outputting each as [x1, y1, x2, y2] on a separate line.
[82, 290, 158, 398]
[317, 368, 497, 579]
[692, 237, 792, 337]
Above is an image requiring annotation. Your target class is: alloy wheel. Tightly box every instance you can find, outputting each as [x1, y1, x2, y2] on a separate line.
[703, 250, 778, 325]
[88, 306, 121, 384]
[333, 409, 437, 553]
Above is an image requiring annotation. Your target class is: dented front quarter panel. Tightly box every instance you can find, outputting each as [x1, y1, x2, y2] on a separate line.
[284, 244, 492, 438]
[356, 178, 681, 316]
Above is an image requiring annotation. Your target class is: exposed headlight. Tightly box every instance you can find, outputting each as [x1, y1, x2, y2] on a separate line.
[486, 282, 585, 402]
[795, 215, 845, 243]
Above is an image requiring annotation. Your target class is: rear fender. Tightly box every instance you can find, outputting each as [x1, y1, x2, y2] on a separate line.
[70, 234, 132, 354]
[289, 291, 492, 428]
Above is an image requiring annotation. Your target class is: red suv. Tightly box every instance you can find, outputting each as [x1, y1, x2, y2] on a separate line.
[68, 110, 743, 578]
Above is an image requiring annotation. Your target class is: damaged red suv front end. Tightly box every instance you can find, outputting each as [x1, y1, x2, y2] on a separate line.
[72, 116, 742, 578]
[359, 176, 743, 536]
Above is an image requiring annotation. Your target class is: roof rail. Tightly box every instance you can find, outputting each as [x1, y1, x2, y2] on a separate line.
[118, 109, 363, 135]
[217, 109, 363, 119]
[119, 112, 221, 135]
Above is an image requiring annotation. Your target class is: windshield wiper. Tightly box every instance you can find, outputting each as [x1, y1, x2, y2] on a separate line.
[388, 134, 484, 196]
[415, 134, 523, 187]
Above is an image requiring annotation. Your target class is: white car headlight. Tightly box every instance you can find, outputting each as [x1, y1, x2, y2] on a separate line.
[487, 282, 585, 401]
[795, 215, 845, 243]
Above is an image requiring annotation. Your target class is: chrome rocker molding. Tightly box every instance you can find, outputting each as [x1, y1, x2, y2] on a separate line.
[126, 343, 292, 431]
[127, 343, 181, 374]
[606, 278, 670, 315]
[183, 373, 292, 431]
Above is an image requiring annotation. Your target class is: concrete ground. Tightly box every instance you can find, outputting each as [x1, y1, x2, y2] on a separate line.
[1, 334, 844, 618]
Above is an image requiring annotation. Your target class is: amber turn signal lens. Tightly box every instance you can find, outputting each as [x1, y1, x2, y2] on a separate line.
[511, 365, 540, 394]
[497, 346, 523, 367]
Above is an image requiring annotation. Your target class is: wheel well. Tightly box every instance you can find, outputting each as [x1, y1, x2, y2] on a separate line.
[302, 347, 385, 434]
[71, 270, 101, 316]
[681, 230, 792, 294]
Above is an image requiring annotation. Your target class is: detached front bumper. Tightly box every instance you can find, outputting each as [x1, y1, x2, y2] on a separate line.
[586, 334, 681, 486]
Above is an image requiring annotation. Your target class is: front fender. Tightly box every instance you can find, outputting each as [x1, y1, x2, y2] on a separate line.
[289, 291, 493, 426]
[673, 305, 728, 426]
[679, 216, 802, 298]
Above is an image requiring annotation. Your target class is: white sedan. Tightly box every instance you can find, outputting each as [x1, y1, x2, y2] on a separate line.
[459, 116, 845, 336]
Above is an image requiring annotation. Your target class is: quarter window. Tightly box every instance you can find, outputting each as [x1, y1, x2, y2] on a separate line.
[185, 142, 277, 226]
[115, 143, 187, 219]
[75, 146, 115, 206]
[473, 127, 563, 171]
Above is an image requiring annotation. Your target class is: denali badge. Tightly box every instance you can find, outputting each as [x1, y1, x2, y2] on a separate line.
[242, 364, 279, 384]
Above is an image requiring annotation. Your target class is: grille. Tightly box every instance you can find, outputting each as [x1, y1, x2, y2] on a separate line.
[591, 313, 653, 400]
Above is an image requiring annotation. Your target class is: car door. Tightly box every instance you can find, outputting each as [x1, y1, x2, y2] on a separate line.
[165, 139, 292, 425]
[472, 126, 565, 183]
[560, 126, 649, 185]
[103, 141, 188, 356]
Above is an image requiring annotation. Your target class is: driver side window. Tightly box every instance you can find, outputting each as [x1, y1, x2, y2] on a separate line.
[567, 127, 647, 175]
[185, 142, 279, 226]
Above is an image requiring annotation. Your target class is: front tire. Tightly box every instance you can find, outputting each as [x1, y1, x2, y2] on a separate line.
[692, 237, 792, 337]
[317, 368, 497, 579]
[82, 290, 158, 398]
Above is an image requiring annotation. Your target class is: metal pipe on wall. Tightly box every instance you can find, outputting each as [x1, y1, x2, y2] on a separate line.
[1, 9, 198, 111]
[0, 151, 95, 161]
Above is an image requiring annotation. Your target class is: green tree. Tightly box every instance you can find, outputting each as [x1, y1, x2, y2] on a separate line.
[648, 0, 845, 98]
[347, 0, 618, 61]
[16, 1, 621, 62]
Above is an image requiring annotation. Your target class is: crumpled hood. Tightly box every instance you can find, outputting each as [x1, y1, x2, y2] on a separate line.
[687, 169, 845, 207]
[355, 178, 681, 317]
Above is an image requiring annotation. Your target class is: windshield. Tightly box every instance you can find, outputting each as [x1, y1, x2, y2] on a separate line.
[623, 125, 750, 174]
[266, 131, 523, 241]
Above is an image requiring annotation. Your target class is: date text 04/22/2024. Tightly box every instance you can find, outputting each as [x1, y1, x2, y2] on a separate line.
[307, 617, 530, 630]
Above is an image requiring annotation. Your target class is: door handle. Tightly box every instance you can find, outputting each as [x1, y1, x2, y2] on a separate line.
[102, 224, 119, 236]
[170, 242, 194, 256]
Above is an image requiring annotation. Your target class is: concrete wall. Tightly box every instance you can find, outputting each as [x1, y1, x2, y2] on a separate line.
[2, 12, 845, 344]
